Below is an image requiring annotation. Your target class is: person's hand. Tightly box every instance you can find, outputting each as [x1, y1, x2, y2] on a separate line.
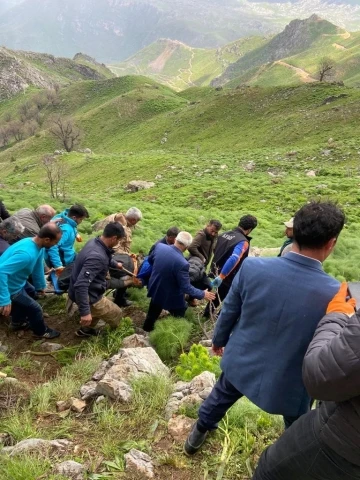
[55, 266, 65, 277]
[211, 276, 223, 289]
[133, 278, 143, 287]
[212, 345, 224, 356]
[117, 262, 123, 270]
[0, 304, 11, 317]
[76, 234, 83, 243]
[204, 290, 216, 301]
[326, 282, 356, 316]
[80, 314, 92, 326]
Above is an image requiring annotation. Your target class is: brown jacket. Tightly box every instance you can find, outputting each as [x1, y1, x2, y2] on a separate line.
[92, 212, 133, 254]
[188, 229, 217, 267]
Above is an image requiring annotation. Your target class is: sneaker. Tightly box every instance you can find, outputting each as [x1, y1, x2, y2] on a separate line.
[75, 327, 101, 337]
[9, 321, 30, 332]
[184, 422, 208, 455]
[34, 327, 61, 339]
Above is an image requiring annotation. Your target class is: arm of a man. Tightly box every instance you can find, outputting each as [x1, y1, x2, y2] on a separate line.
[176, 264, 205, 300]
[47, 230, 71, 268]
[212, 264, 244, 347]
[73, 256, 104, 316]
[219, 240, 249, 280]
[32, 251, 46, 291]
[188, 232, 206, 263]
[303, 311, 360, 402]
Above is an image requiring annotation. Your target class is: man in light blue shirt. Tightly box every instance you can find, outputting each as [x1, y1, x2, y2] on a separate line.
[0, 223, 62, 338]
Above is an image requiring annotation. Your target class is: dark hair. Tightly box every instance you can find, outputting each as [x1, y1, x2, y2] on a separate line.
[68, 204, 89, 219]
[38, 223, 61, 240]
[239, 215, 258, 231]
[103, 221, 125, 239]
[166, 226, 180, 237]
[293, 201, 345, 249]
[209, 219, 222, 230]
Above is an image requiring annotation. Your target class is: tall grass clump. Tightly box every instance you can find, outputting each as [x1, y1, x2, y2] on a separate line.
[176, 344, 221, 381]
[149, 317, 193, 361]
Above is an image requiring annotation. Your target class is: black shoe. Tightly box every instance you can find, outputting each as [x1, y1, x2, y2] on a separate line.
[76, 327, 101, 337]
[184, 422, 208, 455]
[34, 327, 60, 339]
[10, 321, 30, 331]
[117, 300, 133, 308]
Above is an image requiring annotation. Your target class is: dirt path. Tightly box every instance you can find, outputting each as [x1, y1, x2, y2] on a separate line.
[274, 60, 317, 83]
[333, 43, 347, 50]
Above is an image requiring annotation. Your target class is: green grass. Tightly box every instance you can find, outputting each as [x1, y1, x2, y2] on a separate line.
[149, 318, 193, 362]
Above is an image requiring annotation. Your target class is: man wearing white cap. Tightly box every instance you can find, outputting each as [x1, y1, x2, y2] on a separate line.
[278, 217, 294, 257]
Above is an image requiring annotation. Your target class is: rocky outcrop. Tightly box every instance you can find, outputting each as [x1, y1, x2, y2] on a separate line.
[125, 449, 154, 479]
[53, 461, 85, 480]
[1, 438, 72, 456]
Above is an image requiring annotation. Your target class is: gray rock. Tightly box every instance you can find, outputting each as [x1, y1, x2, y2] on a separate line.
[306, 170, 316, 177]
[70, 397, 86, 413]
[95, 395, 106, 403]
[199, 339, 212, 348]
[56, 400, 71, 412]
[2, 438, 72, 456]
[92, 361, 109, 381]
[95, 378, 132, 402]
[168, 415, 195, 441]
[122, 334, 150, 349]
[80, 381, 98, 400]
[126, 181, 155, 193]
[125, 449, 154, 479]
[174, 381, 190, 392]
[83, 148, 92, 154]
[53, 460, 85, 480]
[40, 342, 63, 353]
[189, 371, 216, 396]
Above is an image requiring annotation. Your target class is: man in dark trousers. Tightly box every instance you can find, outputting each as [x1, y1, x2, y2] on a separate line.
[203, 214, 257, 318]
[185, 202, 345, 455]
[253, 283, 358, 480]
[143, 231, 216, 332]
[68, 222, 125, 337]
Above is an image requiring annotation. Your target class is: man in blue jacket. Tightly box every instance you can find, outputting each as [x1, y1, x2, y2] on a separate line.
[0, 223, 62, 339]
[185, 201, 345, 455]
[46, 204, 89, 274]
[143, 231, 216, 332]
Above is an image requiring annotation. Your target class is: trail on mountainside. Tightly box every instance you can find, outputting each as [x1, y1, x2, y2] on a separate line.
[275, 60, 317, 83]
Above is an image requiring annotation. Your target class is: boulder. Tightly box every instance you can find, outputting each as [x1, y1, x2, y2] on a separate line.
[95, 378, 132, 402]
[306, 170, 316, 177]
[126, 181, 155, 193]
[122, 334, 150, 349]
[125, 449, 154, 479]
[2, 438, 72, 456]
[70, 398, 87, 413]
[92, 361, 109, 381]
[168, 416, 195, 442]
[80, 381, 98, 400]
[189, 371, 216, 397]
[56, 400, 71, 412]
[40, 342, 63, 353]
[53, 460, 85, 480]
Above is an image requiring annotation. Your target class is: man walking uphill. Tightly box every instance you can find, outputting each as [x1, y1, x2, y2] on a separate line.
[185, 201, 345, 455]
[203, 214, 257, 318]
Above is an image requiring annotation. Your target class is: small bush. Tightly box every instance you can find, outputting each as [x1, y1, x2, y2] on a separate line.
[175, 344, 221, 381]
[149, 317, 193, 362]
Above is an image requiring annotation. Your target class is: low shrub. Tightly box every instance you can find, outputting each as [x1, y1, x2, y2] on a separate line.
[175, 344, 221, 381]
[149, 317, 193, 362]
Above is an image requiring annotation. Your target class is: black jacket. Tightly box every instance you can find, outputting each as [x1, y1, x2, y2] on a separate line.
[211, 228, 251, 286]
[303, 310, 360, 466]
[68, 237, 117, 316]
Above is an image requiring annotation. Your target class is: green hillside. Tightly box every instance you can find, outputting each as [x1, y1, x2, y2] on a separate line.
[110, 37, 267, 91]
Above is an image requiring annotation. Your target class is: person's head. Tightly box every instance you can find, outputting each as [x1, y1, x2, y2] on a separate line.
[238, 215, 258, 236]
[0, 217, 24, 242]
[166, 226, 180, 245]
[102, 221, 125, 248]
[205, 219, 222, 238]
[36, 205, 56, 225]
[125, 207, 142, 227]
[175, 231, 193, 252]
[293, 201, 345, 262]
[284, 217, 294, 239]
[68, 204, 89, 225]
[37, 222, 62, 248]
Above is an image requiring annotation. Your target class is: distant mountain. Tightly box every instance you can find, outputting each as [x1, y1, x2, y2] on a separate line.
[0, 0, 359, 62]
[0, 47, 114, 100]
[111, 16, 360, 90]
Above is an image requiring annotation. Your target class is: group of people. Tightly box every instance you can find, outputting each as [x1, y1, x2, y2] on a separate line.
[0, 198, 359, 480]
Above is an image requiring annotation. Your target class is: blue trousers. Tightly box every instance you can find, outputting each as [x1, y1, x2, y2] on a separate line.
[253, 410, 360, 480]
[198, 373, 301, 431]
[11, 286, 46, 336]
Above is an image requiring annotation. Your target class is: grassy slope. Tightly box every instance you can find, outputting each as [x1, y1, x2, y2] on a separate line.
[109, 37, 268, 90]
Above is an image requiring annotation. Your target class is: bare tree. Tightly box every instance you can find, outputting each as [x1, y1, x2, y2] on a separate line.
[0, 126, 10, 147]
[49, 116, 82, 152]
[46, 89, 60, 106]
[318, 57, 335, 82]
[9, 121, 25, 142]
[42, 155, 67, 199]
[53, 83, 61, 94]
[26, 120, 38, 137]
[33, 92, 48, 110]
